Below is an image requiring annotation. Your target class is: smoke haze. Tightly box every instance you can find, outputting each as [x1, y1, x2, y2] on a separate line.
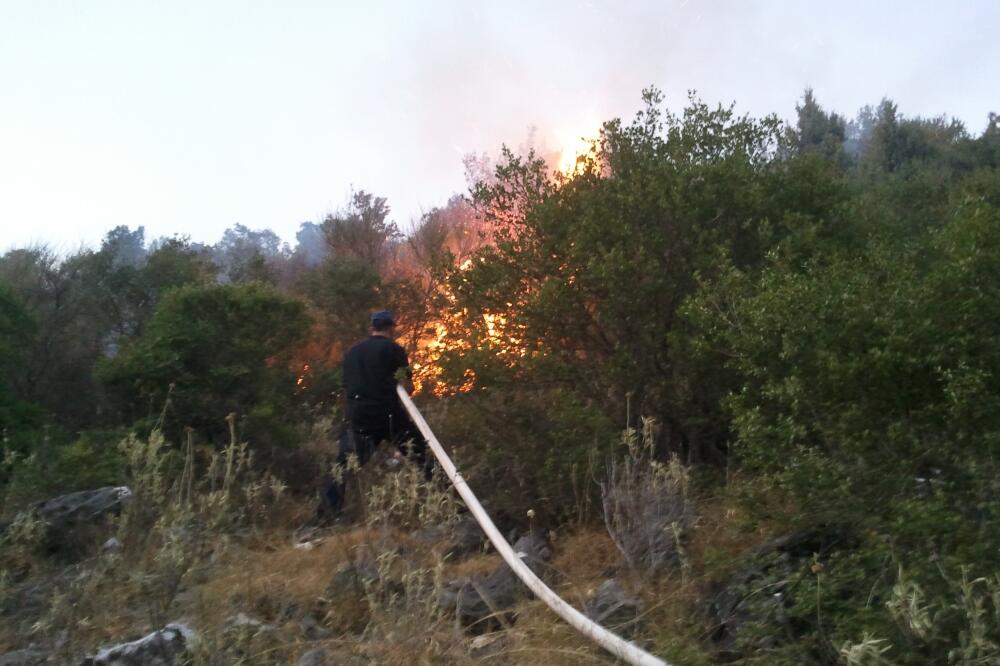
[1, 0, 996, 250]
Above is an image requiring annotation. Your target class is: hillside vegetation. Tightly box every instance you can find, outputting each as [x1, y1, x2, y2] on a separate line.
[2, 89, 999, 664]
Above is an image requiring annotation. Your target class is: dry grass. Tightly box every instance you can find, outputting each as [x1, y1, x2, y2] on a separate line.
[551, 530, 622, 584]
[445, 550, 505, 579]
[0, 423, 789, 665]
[1, 508, 750, 665]
[502, 488, 781, 665]
[201, 526, 368, 608]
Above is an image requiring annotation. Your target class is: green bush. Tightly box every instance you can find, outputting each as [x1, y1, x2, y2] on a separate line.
[99, 282, 310, 451]
[424, 386, 617, 524]
[51, 431, 128, 491]
[685, 192, 1000, 661]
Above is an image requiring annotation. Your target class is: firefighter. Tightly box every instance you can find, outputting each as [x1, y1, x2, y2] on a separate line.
[323, 310, 431, 516]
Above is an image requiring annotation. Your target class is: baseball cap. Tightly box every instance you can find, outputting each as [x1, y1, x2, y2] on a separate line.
[371, 310, 395, 326]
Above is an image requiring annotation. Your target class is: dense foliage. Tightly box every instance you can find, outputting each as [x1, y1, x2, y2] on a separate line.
[434, 91, 1000, 661]
[1, 89, 997, 662]
[99, 283, 310, 447]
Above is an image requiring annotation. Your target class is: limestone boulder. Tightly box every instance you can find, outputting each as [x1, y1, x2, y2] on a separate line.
[79, 622, 194, 666]
[438, 533, 551, 630]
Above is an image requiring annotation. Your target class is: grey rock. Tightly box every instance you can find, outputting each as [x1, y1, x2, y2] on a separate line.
[227, 612, 272, 632]
[0, 647, 48, 666]
[583, 579, 642, 634]
[327, 560, 380, 596]
[102, 537, 123, 553]
[705, 525, 857, 660]
[81, 622, 194, 666]
[448, 513, 487, 557]
[297, 647, 330, 666]
[298, 615, 332, 640]
[35, 486, 132, 529]
[415, 513, 486, 559]
[438, 533, 551, 630]
[26, 486, 132, 550]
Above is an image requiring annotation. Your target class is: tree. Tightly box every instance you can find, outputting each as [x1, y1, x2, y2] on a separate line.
[292, 222, 328, 267]
[443, 89, 786, 463]
[974, 112, 1000, 168]
[321, 190, 400, 267]
[67, 229, 218, 358]
[296, 258, 384, 356]
[0, 246, 107, 429]
[792, 88, 847, 162]
[99, 283, 310, 446]
[0, 283, 42, 437]
[290, 191, 410, 381]
[392, 195, 486, 357]
[863, 99, 971, 175]
[213, 224, 289, 284]
[143, 236, 216, 296]
[698, 198, 1000, 662]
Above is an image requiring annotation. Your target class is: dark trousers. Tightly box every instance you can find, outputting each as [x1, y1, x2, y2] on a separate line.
[323, 400, 432, 515]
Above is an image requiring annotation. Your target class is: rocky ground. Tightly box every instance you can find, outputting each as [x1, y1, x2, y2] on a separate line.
[0, 441, 782, 665]
[0, 487, 667, 665]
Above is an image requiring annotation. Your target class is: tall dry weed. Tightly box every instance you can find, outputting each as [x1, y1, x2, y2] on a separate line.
[601, 417, 695, 576]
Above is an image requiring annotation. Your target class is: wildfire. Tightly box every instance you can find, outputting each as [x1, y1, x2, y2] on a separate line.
[295, 363, 311, 391]
[401, 138, 595, 396]
[411, 321, 451, 395]
[289, 128, 601, 403]
[408, 254, 530, 396]
[481, 312, 526, 357]
[409, 304, 529, 396]
[556, 130, 598, 177]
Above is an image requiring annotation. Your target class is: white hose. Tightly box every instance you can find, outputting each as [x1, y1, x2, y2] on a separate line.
[397, 385, 669, 666]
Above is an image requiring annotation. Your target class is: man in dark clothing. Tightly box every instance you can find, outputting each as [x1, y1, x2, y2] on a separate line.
[323, 310, 431, 516]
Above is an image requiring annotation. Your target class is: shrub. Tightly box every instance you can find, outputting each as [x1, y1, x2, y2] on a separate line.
[423, 387, 617, 524]
[99, 282, 310, 450]
[601, 418, 695, 575]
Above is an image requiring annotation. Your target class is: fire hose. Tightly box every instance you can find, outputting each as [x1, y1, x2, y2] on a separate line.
[396, 385, 669, 666]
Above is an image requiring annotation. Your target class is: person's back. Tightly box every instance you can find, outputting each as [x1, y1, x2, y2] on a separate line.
[342, 334, 408, 408]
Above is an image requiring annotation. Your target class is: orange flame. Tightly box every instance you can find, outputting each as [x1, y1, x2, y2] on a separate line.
[556, 130, 599, 177]
[295, 363, 311, 391]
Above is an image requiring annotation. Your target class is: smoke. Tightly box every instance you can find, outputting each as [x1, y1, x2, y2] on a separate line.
[293, 222, 327, 268]
[3, 1, 995, 250]
[103, 226, 148, 269]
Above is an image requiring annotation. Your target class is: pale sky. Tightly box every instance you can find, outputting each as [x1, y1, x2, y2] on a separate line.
[1, 1, 997, 252]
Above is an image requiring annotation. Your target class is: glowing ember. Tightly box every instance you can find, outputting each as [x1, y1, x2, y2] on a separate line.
[458, 368, 476, 392]
[295, 363, 311, 391]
